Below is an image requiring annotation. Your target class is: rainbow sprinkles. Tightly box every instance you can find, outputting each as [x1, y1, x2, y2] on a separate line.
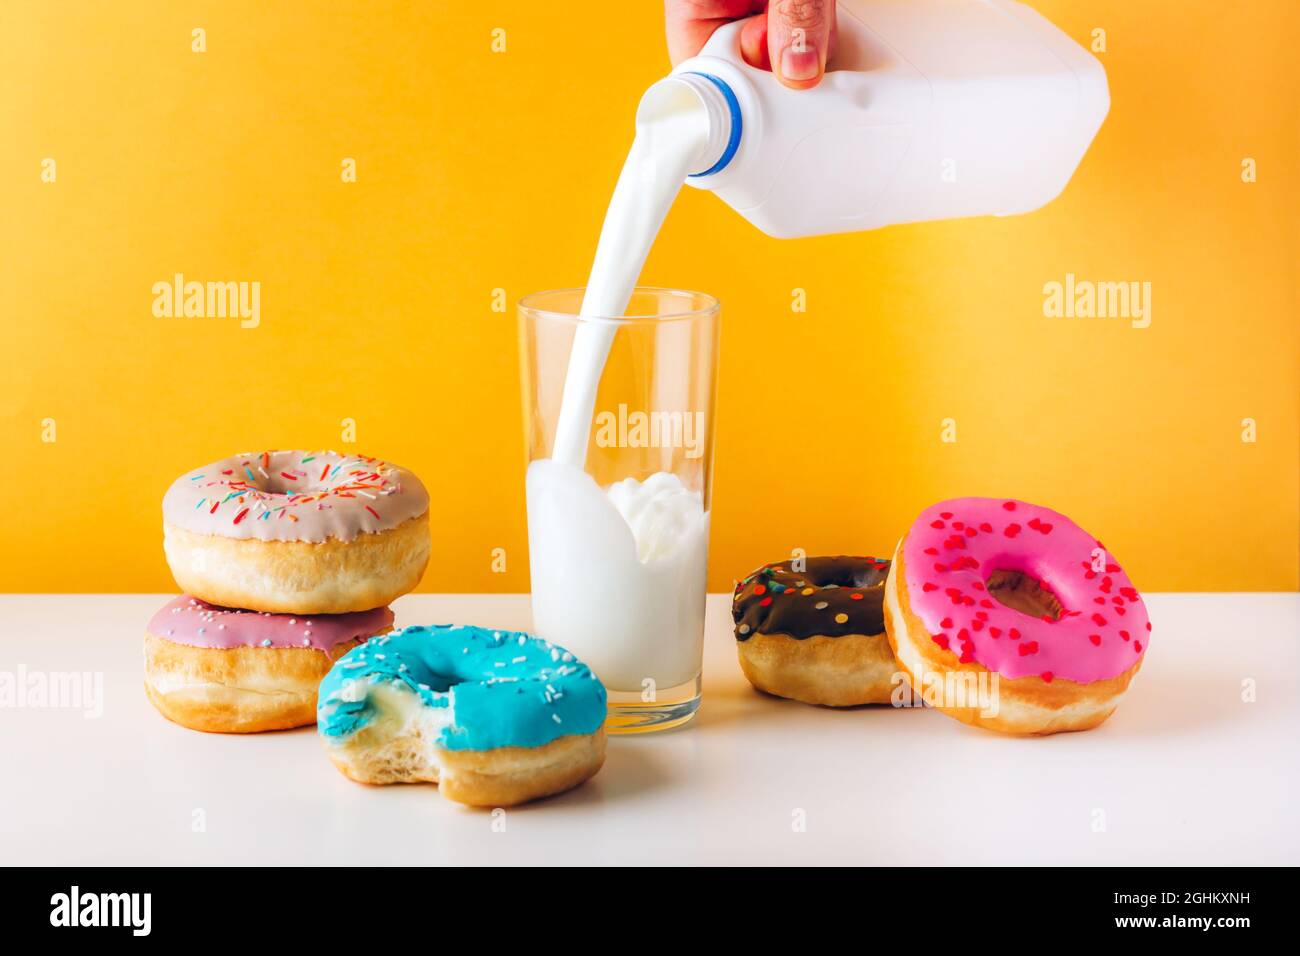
[162, 450, 429, 543]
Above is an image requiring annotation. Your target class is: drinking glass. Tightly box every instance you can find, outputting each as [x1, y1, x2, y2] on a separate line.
[519, 287, 720, 732]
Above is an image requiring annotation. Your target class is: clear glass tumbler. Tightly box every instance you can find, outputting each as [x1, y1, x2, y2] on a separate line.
[519, 288, 720, 733]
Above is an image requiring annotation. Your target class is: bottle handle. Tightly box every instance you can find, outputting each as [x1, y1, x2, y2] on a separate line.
[698, 20, 747, 63]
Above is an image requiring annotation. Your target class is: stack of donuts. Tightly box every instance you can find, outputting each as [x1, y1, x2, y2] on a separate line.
[145, 449, 609, 807]
[145, 450, 431, 733]
[732, 496, 1151, 736]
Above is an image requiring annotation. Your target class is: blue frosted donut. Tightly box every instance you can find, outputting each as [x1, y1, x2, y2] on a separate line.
[317, 624, 607, 806]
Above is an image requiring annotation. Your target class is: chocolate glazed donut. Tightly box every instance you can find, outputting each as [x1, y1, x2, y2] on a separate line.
[732, 556, 902, 706]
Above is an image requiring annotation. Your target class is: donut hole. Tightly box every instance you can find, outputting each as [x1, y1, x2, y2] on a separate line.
[811, 562, 880, 590]
[985, 569, 1063, 621]
[249, 462, 332, 496]
[261, 475, 296, 496]
[418, 674, 458, 693]
[250, 470, 316, 497]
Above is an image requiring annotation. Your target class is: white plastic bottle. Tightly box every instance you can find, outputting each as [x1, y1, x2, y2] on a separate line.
[651, 0, 1109, 238]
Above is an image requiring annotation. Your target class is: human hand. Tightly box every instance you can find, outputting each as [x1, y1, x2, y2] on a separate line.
[665, 1, 837, 90]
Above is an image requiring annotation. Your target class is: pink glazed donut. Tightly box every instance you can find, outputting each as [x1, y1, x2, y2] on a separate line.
[883, 497, 1150, 735]
[144, 595, 395, 733]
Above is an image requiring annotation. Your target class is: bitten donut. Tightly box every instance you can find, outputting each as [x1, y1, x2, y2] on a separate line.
[318, 624, 607, 807]
[733, 556, 899, 706]
[144, 595, 394, 733]
[162, 450, 430, 614]
[884, 497, 1150, 735]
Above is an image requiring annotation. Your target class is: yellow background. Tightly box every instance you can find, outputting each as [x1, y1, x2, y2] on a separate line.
[2, 1, 1296, 593]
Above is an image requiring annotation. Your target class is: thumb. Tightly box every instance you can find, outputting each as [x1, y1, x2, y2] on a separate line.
[767, 0, 835, 89]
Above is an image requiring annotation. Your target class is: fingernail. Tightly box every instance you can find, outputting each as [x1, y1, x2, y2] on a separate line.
[780, 45, 820, 82]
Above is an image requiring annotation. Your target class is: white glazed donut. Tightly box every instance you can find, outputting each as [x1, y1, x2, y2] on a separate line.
[162, 450, 430, 614]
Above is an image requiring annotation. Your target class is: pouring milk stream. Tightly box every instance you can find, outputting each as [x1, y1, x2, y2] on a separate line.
[528, 0, 1109, 696]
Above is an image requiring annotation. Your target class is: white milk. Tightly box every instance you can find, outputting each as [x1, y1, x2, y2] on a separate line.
[529, 80, 720, 692]
[526, 459, 708, 692]
[550, 80, 719, 468]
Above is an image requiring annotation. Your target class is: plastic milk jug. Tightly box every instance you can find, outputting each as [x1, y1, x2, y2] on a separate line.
[650, 0, 1109, 238]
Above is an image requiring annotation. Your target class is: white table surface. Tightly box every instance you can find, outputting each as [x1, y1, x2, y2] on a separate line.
[1, 592, 1296, 866]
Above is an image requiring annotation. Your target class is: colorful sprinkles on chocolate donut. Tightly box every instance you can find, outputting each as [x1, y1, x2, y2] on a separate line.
[732, 555, 902, 707]
[733, 556, 890, 641]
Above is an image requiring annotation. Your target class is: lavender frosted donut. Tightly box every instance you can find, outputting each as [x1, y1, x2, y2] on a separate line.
[162, 450, 430, 614]
[144, 595, 395, 733]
